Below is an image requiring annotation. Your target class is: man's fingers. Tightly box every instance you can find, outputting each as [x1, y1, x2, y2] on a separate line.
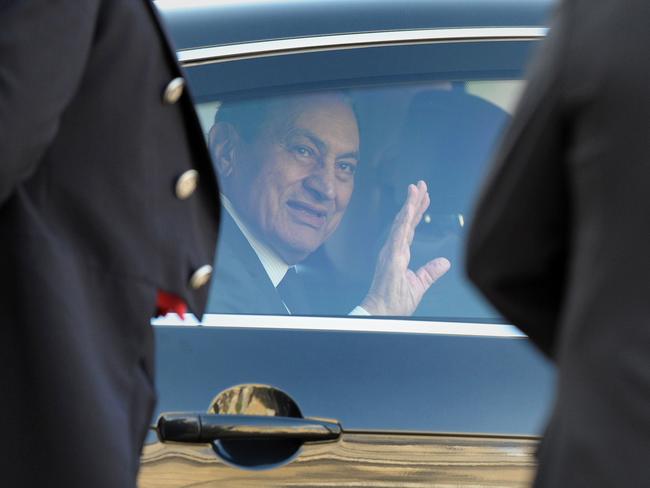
[387, 184, 417, 241]
[385, 181, 430, 253]
[409, 181, 428, 225]
[399, 182, 427, 229]
[415, 257, 451, 290]
[414, 186, 430, 227]
[406, 181, 429, 245]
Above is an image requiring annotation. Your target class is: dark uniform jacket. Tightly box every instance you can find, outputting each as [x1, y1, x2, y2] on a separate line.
[0, 1, 219, 486]
[207, 209, 288, 315]
[466, 0, 650, 486]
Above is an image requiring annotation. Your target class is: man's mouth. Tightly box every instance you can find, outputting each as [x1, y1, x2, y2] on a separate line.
[286, 200, 328, 228]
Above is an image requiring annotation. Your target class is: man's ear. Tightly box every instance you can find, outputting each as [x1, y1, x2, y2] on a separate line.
[208, 122, 240, 178]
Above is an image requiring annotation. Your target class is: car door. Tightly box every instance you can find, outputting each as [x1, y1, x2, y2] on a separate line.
[138, 27, 555, 487]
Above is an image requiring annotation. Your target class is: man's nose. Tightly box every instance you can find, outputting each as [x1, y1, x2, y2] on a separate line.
[304, 163, 336, 201]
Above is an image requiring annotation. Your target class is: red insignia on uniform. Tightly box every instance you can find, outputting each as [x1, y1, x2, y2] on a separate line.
[155, 290, 187, 319]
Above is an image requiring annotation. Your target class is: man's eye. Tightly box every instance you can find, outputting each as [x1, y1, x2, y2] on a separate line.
[337, 162, 357, 175]
[293, 146, 314, 158]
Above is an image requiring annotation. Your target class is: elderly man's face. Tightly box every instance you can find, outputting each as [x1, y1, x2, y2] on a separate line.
[224, 94, 360, 264]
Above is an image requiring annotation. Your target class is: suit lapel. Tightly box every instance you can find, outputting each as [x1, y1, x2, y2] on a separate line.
[209, 210, 288, 315]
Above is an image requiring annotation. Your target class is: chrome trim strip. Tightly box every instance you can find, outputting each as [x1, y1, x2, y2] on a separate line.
[152, 313, 526, 338]
[178, 27, 547, 64]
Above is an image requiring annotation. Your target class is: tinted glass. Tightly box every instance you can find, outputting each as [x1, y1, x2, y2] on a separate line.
[195, 81, 524, 321]
[185, 41, 534, 322]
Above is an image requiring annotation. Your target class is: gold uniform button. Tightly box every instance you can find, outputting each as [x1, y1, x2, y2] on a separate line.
[163, 77, 185, 104]
[189, 265, 213, 290]
[175, 169, 199, 200]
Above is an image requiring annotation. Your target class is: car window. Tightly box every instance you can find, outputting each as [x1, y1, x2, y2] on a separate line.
[194, 78, 524, 321]
[147, 38, 554, 443]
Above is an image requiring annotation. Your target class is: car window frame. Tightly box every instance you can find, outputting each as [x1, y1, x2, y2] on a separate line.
[164, 27, 547, 335]
[178, 27, 547, 65]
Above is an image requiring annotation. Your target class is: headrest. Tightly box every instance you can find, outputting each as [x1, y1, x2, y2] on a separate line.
[380, 88, 509, 214]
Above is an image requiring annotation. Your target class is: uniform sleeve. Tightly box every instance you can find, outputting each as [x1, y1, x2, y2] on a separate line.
[0, 1, 100, 206]
[465, 1, 572, 358]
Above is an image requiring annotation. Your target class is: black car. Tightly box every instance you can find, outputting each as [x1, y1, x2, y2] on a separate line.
[140, 1, 556, 486]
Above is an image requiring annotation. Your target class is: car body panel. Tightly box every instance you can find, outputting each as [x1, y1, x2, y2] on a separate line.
[151, 326, 553, 435]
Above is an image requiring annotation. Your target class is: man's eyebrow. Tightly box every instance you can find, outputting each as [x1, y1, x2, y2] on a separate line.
[287, 129, 326, 154]
[288, 128, 359, 161]
[338, 151, 360, 162]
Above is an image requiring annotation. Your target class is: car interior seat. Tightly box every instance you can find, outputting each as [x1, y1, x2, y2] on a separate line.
[375, 87, 509, 319]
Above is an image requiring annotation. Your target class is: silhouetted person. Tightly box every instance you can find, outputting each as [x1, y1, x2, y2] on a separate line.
[0, 1, 219, 486]
[467, 0, 650, 486]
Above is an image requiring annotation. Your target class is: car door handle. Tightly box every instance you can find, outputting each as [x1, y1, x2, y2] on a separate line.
[157, 413, 342, 443]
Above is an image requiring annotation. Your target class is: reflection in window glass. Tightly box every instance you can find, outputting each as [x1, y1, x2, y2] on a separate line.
[198, 81, 523, 321]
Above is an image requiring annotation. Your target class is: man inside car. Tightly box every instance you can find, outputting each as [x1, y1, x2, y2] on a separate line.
[207, 92, 450, 316]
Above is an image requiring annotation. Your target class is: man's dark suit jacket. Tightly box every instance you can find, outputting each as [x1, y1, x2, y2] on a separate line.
[207, 210, 288, 315]
[466, 0, 650, 486]
[0, 1, 219, 486]
[207, 208, 361, 316]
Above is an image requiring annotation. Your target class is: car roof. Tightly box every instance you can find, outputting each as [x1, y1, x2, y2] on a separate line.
[156, 0, 555, 51]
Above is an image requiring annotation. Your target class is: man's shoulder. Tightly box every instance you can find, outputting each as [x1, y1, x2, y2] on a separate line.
[208, 208, 287, 314]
